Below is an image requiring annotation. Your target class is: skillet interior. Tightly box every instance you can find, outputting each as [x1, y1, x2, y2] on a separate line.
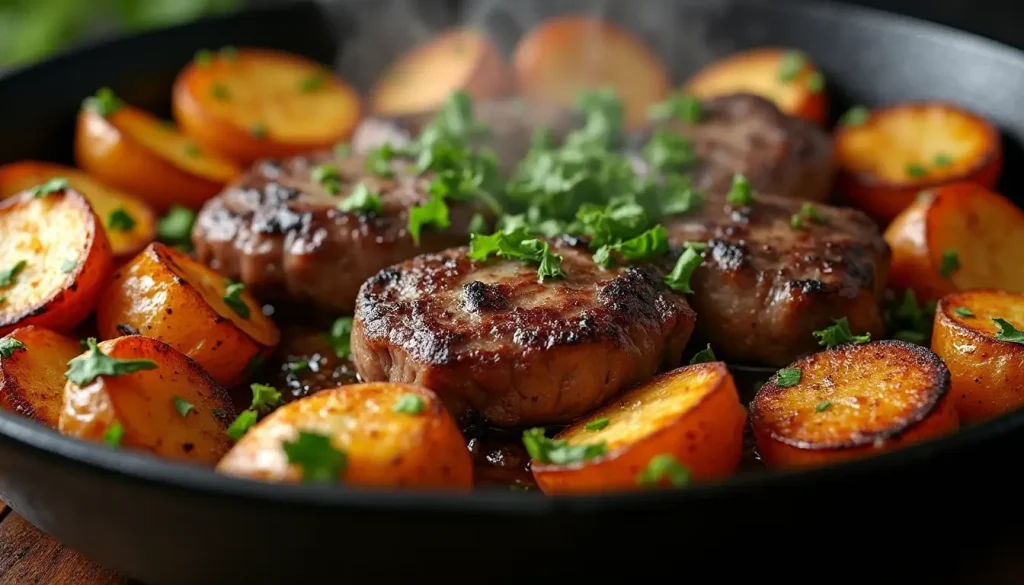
[2, 0, 1024, 581]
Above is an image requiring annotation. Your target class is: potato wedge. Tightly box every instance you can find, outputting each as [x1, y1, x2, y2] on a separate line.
[834, 102, 1002, 223]
[528, 362, 746, 495]
[217, 383, 472, 489]
[513, 16, 670, 129]
[75, 89, 241, 212]
[750, 340, 958, 470]
[59, 336, 236, 464]
[0, 161, 156, 261]
[0, 188, 113, 336]
[684, 47, 828, 125]
[932, 290, 1024, 422]
[0, 326, 82, 428]
[885, 182, 1024, 303]
[173, 47, 362, 164]
[95, 242, 279, 387]
[370, 28, 511, 117]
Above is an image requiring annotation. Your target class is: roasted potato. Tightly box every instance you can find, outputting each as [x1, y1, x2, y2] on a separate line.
[370, 27, 511, 117]
[932, 290, 1024, 423]
[684, 47, 828, 125]
[95, 242, 279, 387]
[0, 161, 156, 261]
[0, 188, 113, 336]
[217, 383, 473, 489]
[75, 88, 241, 212]
[173, 47, 362, 164]
[885, 182, 1024, 303]
[528, 362, 746, 495]
[0, 326, 83, 428]
[834, 102, 1002, 223]
[750, 340, 958, 470]
[513, 16, 670, 129]
[60, 336, 236, 464]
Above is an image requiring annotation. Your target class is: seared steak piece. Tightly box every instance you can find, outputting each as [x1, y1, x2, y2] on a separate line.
[191, 151, 484, 314]
[663, 192, 889, 367]
[637, 93, 835, 202]
[351, 237, 696, 426]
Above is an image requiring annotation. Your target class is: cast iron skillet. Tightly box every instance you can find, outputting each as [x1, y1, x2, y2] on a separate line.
[2, 0, 1024, 582]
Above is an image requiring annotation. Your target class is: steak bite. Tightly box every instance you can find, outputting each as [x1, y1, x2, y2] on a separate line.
[663, 191, 889, 367]
[191, 150, 486, 314]
[350, 236, 696, 426]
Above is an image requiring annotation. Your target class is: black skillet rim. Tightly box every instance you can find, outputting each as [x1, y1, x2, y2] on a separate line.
[1, 0, 1023, 514]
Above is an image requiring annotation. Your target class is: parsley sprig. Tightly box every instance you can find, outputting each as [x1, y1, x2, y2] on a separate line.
[468, 228, 564, 282]
[522, 427, 607, 465]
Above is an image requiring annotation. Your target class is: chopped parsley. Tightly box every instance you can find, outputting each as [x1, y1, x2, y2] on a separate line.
[226, 410, 258, 441]
[593, 225, 668, 268]
[337, 184, 382, 214]
[776, 368, 802, 388]
[286, 360, 310, 374]
[585, 417, 609, 432]
[157, 206, 197, 249]
[222, 281, 250, 319]
[65, 338, 157, 385]
[665, 244, 706, 294]
[299, 70, 328, 92]
[726, 173, 754, 206]
[806, 72, 825, 93]
[393, 393, 425, 415]
[0, 260, 27, 288]
[636, 454, 690, 488]
[993, 318, 1024, 344]
[107, 207, 136, 232]
[103, 422, 125, 447]
[522, 427, 607, 465]
[798, 202, 825, 224]
[813, 317, 871, 349]
[82, 87, 124, 117]
[939, 250, 960, 279]
[906, 163, 928, 178]
[839, 105, 869, 126]
[283, 431, 348, 483]
[648, 92, 702, 124]
[250, 383, 282, 412]
[0, 337, 27, 358]
[815, 401, 832, 412]
[60, 258, 77, 274]
[643, 128, 696, 172]
[790, 214, 805, 230]
[468, 228, 564, 282]
[883, 289, 936, 345]
[311, 163, 342, 195]
[952, 306, 975, 318]
[689, 343, 716, 365]
[173, 396, 195, 417]
[778, 50, 807, 83]
[365, 143, 395, 178]
[30, 177, 68, 198]
[933, 153, 953, 167]
[328, 317, 353, 359]
[408, 196, 450, 245]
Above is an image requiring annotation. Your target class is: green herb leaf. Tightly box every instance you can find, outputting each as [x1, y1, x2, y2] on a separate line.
[328, 317, 353, 359]
[648, 92, 702, 124]
[0, 337, 27, 358]
[408, 196, 450, 245]
[815, 401, 832, 412]
[643, 128, 696, 172]
[310, 163, 342, 195]
[82, 87, 124, 117]
[521, 427, 607, 465]
[906, 163, 928, 178]
[799, 202, 826, 224]
[283, 430, 348, 483]
[173, 396, 195, 417]
[107, 207, 136, 232]
[30, 177, 69, 198]
[392, 393, 425, 415]
[299, 70, 327, 92]
[338, 184, 383, 214]
[366, 143, 396, 178]
[60, 257, 77, 274]
[778, 50, 808, 83]
[665, 245, 704, 294]
[660, 175, 703, 216]
[636, 454, 691, 488]
[726, 173, 754, 206]
[65, 338, 158, 386]
[939, 250, 960, 279]
[104, 422, 125, 447]
[812, 317, 871, 349]
[250, 383, 282, 413]
[933, 153, 953, 167]
[226, 409, 258, 441]
[790, 214, 804, 230]
[0, 260, 27, 288]
[286, 360, 310, 374]
[776, 368, 802, 388]
[952, 306, 975, 318]
[585, 417, 609, 432]
[688, 343, 716, 365]
[840, 105, 870, 126]
[468, 213, 488, 235]
[594, 225, 669, 268]
[468, 228, 564, 282]
[883, 289, 936, 346]
[222, 281, 250, 319]
[993, 318, 1024, 344]
[157, 206, 197, 248]
[806, 71, 825, 93]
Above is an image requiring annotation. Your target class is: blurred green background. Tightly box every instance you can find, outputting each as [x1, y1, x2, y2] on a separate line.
[0, 0, 245, 68]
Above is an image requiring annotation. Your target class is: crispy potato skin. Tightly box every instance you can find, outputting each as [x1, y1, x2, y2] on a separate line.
[835, 102, 1002, 223]
[0, 326, 82, 428]
[59, 336, 237, 464]
[95, 242, 279, 387]
[0, 161, 156, 260]
[173, 48, 362, 164]
[750, 340, 958, 470]
[932, 290, 1024, 422]
[0, 189, 113, 336]
[76, 107, 240, 212]
[885, 182, 1024, 302]
[513, 16, 670, 129]
[531, 363, 746, 495]
[684, 47, 828, 125]
[217, 383, 473, 490]
[371, 28, 512, 117]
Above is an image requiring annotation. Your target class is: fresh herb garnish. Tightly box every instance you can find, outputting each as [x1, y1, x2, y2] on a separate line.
[790, 214, 805, 230]
[60, 258, 77, 274]
[250, 383, 282, 412]
[468, 213, 488, 235]
[157, 206, 197, 249]
[0, 260, 27, 288]
[665, 244, 706, 294]
[0, 337, 27, 358]
[222, 281, 251, 319]
[82, 87, 124, 117]
[226, 410, 258, 441]
[806, 72, 825, 93]
[283, 430, 348, 483]
[952, 306, 975, 318]
[593, 225, 668, 268]
[108, 207, 136, 232]
[906, 163, 928, 178]
[521, 427, 607, 465]
[636, 454, 691, 488]
[468, 228, 564, 282]
[585, 417, 610, 432]
[338, 184, 382, 214]
[778, 50, 807, 83]
[104, 422, 125, 447]
[393, 393, 425, 415]
[365, 143, 395, 178]
[648, 92, 702, 124]
[299, 71, 328, 93]
[286, 360, 310, 374]
[993, 318, 1024, 344]
[726, 173, 754, 206]
[311, 163, 342, 195]
[840, 105, 869, 126]
[813, 317, 871, 349]
[173, 396, 195, 417]
[689, 343, 716, 365]
[65, 338, 157, 386]
[328, 317, 353, 359]
[884, 289, 936, 346]
[939, 250, 960, 279]
[815, 401, 832, 412]
[798, 202, 825, 224]
[30, 177, 68, 198]
[933, 153, 953, 167]
[408, 196, 450, 245]
[643, 128, 697, 172]
[776, 368, 802, 388]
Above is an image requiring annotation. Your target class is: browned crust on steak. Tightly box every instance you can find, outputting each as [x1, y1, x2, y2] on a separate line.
[664, 190, 889, 366]
[351, 237, 696, 426]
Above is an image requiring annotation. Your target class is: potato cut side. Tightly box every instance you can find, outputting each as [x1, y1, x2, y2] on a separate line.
[513, 16, 670, 129]
[95, 242, 279, 387]
[173, 47, 362, 163]
[932, 290, 1024, 423]
[750, 340, 957, 470]
[0, 189, 113, 336]
[76, 103, 240, 212]
[885, 182, 1024, 303]
[371, 27, 511, 117]
[0, 161, 156, 260]
[59, 336, 236, 464]
[835, 102, 1002, 223]
[530, 362, 746, 495]
[217, 383, 473, 490]
[684, 47, 828, 125]
[0, 326, 82, 428]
